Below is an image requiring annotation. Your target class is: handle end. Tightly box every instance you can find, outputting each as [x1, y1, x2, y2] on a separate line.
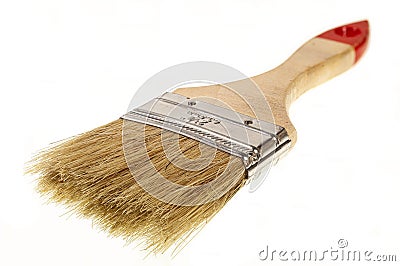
[317, 20, 369, 63]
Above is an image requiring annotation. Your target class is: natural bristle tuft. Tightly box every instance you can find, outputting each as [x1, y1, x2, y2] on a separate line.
[25, 119, 246, 253]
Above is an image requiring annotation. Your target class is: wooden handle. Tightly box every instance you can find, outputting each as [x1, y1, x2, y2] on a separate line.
[174, 21, 369, 145]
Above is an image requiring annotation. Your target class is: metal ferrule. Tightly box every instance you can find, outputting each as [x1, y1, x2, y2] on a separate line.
[122, 92, 291, 182]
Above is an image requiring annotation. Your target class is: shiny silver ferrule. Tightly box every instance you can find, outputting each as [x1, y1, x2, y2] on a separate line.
[122, 92, 291, 184]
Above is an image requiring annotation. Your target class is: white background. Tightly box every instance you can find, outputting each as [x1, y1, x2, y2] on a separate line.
[1, 0, 399, 265]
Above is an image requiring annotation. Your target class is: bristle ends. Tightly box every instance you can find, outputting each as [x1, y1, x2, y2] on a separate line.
[26, 119, 247, 254]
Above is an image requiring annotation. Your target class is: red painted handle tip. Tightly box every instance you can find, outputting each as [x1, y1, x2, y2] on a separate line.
[318, 20, 369, 63]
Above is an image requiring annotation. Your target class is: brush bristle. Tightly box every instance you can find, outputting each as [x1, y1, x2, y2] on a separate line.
[26, 119, 246, 253]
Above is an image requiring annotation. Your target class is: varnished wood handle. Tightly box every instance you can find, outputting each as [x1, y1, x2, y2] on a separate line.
[174, 21, 369, 146]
